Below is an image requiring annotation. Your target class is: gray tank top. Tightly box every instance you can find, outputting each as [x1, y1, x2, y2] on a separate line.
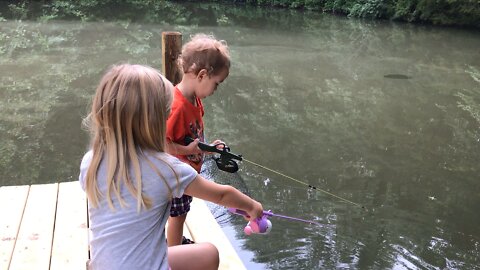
[79, 150, 197, 270]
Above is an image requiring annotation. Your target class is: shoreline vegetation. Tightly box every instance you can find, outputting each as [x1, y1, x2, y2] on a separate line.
[0, 0, 479, 29]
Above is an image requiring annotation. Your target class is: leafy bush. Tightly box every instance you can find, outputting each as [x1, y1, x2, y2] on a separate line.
[239, 0, 480, 27]
[1, 0, 479, 27]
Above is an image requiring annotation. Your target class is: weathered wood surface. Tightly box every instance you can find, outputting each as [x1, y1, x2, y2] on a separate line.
[0, 182, 245, 270]
[186, 198, 246, 270]
[50, 182, 89, 270]
[0, 185, 30, 270]
[1, 182, 89, 270]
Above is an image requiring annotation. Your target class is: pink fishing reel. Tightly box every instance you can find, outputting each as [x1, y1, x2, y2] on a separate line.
[228, 208, 272, 235]
[229, 207, 320, 236]
[244, 215, 272, 235]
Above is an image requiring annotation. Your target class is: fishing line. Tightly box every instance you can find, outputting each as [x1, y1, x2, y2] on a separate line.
[242, 158, 364, 208]
[186, 137, 364, 208]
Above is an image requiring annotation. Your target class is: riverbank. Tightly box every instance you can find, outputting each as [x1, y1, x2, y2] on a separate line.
[0, 0, 479, 28]
[231, 0, 480, 28]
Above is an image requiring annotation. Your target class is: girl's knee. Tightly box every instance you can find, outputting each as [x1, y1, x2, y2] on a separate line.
[203, 242, 219, 268]
[169, 242, 219, 270]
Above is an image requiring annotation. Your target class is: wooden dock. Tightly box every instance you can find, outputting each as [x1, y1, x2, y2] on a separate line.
[0, 181, 245, 270]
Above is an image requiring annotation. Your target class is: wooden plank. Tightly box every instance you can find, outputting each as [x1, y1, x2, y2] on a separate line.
[186, 198, 246, 270]
[50, 181, 89, 270]
[8, 183, 58, 270]
[0, 185, 30, 270]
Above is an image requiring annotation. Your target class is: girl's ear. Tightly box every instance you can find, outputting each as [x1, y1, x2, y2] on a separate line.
[197, 69, 208, 80]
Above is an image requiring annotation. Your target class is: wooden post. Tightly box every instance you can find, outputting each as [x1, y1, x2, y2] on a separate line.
[162, 32, 182, 85]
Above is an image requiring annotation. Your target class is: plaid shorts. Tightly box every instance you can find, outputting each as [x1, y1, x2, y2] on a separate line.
[170, 194, 192, 217]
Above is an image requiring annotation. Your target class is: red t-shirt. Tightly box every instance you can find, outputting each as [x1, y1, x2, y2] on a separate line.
[166, 87, 205, 172]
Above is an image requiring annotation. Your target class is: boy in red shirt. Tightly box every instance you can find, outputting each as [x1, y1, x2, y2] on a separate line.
[166, 33, 230, 246]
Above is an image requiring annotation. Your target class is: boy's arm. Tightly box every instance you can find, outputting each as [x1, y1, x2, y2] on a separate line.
[184, 175, 264, 221]
[166, 139, 203, 156]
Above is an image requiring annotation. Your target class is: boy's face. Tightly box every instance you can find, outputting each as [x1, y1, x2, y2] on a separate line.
[196, 67, 229, 99]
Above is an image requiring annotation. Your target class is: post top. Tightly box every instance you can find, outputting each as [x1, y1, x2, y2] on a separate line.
[162, 31, 182, 36]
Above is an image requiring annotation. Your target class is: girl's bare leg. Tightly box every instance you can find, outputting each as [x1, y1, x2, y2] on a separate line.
[168, 242, 219, 270]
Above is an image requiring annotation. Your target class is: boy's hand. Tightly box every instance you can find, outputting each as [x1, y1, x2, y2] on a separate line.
[186, 138, 203, 154]
[211, 139, 225, 151]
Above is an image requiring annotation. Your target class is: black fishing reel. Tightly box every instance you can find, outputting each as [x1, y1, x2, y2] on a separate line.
[185, 137, 243, 173]
[211, 145, 240, 173]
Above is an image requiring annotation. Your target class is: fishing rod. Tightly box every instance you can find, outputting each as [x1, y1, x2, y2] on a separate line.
[228, 208, 321, 235]
[185, 137, 364, 208]
[185, 137, 243, 173]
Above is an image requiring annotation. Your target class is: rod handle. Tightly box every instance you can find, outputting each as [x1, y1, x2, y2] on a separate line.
[228, 208, 272, 217]
[185, 137, 243, 161]
[184, 137, 218, 152]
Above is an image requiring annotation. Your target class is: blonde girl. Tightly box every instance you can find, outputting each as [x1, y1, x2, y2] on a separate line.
[80, 64, 263, 270]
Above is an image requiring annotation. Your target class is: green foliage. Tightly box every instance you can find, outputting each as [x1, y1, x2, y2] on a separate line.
[230, 0, 480, 27]
[392, 0, 480, 26]
[216, 14, 230, 25]
[8, 1, 29, 20]
[348, 0, 396, 19]
[1, 0, 478, 27]
[1, 0, 181, 22]
[323, 0, 352, 14]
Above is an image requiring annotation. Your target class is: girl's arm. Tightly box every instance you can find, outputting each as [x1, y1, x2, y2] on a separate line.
[184, 175, 263, 221]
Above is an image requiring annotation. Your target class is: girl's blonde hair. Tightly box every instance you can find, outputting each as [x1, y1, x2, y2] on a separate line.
[179, 33, 230, 76]
[84, 64, 175, 212]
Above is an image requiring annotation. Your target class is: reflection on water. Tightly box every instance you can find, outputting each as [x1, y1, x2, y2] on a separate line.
[1, 3, 479, 269]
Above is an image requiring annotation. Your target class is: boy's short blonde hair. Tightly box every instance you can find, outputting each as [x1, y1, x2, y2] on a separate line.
[179, 33, 230, 76]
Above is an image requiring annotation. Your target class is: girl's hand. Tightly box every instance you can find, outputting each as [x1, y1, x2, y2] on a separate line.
[245, 200, 264, 222]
